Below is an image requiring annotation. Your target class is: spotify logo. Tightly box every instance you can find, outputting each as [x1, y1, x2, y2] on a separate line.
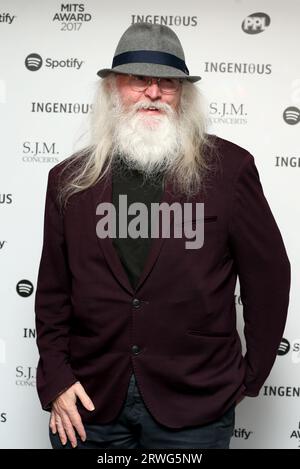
[25, 53, 43, 71]
[277, 338, 290, 356]
[16, 280, 34, 297]
[283, 107, 300, 125]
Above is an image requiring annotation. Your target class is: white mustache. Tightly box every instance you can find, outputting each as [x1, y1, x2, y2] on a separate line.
[132, 101, 174, 115]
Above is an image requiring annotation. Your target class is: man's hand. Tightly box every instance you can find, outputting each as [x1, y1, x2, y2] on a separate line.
[49, 381, 95, 448]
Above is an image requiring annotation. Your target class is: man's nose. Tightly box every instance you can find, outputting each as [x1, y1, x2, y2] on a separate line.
[144, 81, 162, 100]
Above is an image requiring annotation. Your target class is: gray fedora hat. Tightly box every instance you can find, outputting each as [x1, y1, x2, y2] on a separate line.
[97, 22, 201, 83]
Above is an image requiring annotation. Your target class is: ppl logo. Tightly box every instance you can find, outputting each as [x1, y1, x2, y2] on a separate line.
[242, 13, 271, 34]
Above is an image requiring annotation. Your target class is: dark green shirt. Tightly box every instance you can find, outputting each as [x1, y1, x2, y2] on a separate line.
[112, 159, 164, 290]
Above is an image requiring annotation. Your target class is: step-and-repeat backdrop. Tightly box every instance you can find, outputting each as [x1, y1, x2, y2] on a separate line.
[0, 0, 299, 449]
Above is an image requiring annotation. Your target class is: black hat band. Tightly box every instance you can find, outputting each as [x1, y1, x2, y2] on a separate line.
[112, 50, 189, 75]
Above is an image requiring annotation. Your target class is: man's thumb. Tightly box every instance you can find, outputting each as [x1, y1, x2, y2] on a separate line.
[75, 383, 95, 411]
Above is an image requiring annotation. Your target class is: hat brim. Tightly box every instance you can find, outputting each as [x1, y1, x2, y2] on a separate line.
[97, 63, 201, 83]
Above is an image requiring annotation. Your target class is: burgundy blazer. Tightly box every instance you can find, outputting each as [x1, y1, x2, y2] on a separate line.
[35, 136, 290, 428]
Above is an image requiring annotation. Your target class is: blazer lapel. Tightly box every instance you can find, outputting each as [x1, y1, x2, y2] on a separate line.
[91, 165, 133, 294]
[91, 164, 183, 294]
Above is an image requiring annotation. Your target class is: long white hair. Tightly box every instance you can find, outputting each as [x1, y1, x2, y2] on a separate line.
[57, 73, 216, 209]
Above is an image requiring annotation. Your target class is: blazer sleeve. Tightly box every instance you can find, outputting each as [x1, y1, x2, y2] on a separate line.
[35, 168, 77, 411]
[229, 153, 291, 397]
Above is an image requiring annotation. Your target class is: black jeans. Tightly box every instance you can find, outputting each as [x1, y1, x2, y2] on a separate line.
[49, 372, 235, 449]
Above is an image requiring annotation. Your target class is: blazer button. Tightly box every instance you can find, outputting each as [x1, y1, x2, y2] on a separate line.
[132, 298, 141, 309]
[132, 345, 141, 355]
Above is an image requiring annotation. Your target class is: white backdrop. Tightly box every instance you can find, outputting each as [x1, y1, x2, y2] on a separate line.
[0, 0, 299, 449]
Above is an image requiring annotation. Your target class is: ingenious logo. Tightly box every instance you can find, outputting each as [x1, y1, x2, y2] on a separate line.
[263, 385, 300, 397]
[203, 62, 272, 75]
[31, 101, 92, 114]
[0, 194, 12, 204]
[131, 14, 197, 27]
[23, 328, 36, 339]
[275, 155, 300, 168]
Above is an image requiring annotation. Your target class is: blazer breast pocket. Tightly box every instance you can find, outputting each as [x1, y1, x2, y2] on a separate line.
[204, 215, 218, 223]
[186, 329, 231, 339]
[178, 215, 218, 225]
[175, 215, 219, 250]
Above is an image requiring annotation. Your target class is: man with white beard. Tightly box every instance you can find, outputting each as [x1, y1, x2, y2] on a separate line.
[35, 22, 290, 450]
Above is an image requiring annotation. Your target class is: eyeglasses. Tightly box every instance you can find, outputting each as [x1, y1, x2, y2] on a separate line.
[128, 75, 182, 94]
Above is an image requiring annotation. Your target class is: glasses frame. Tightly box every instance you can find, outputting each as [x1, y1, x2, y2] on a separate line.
[128, 74, 183, 94]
